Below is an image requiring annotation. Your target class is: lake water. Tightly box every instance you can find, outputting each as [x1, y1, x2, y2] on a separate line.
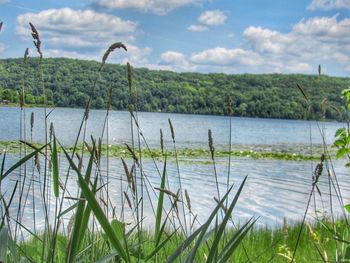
[1, 106, 349, 232]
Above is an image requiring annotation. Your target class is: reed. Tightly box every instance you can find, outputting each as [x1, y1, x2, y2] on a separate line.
[1, 21, 350, 263]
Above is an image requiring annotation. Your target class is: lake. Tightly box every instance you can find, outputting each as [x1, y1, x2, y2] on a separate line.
[1, 106, 349, 231]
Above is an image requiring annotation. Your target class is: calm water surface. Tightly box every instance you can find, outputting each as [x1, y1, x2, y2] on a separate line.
[0, 106, 345, 147]
[0, 106, 349, 231]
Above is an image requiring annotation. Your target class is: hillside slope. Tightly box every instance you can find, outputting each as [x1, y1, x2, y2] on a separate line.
[0, 57, 349, 120]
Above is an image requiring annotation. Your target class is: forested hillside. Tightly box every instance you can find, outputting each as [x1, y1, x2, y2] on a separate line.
[0, 57, 349, 120]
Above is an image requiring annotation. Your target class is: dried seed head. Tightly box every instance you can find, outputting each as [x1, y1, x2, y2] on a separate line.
[23, 48, 29, 64]
[320, 154, 325, 162]
[30, 112, 34, 132]
[127, 62, 132, 92]
[160, 129, 164, 154]
[315, 163, 323, 177]
[208, 129, 214, 159]
[125, 143, 139, 166]
[0, 22, 3, 32]
[185, 189, 191, 212]
[29, 22, 42, 59]
[121, 158, 135, 194]
[100, 42, 127, 70]
[84, 98, 91, 121]
[155, 187, 178, 199]
[50, 122, 54, 137]
[35, 153, 40, 173]
[168, 118, 175, 143]
[226, 95, 233, 116]
[124, 191, 132, 209]
[318, 64, 321, 76]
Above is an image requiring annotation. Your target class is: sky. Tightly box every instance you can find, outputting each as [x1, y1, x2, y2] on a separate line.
[0, 0, 350, 76]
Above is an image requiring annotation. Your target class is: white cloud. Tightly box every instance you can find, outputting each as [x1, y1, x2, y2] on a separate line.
[16, 8, 137, 50]
[191, 47, 262, 66]
[286, 62, 313, 73]
[161, 51, 186, 63]
[44, 49, 99, 60]
[160, 51, 197, 71]
[198, 10, 227, 26]
[187, 24, 208, 32]
[243, 15, 350, 73]
[115, 44, 152, 65]
[45, 44, 152, 68]
[308, 0, 350, 10]
[15, 8, 155, 67]
[177, 15, 350, 74]
[95, 0, 202, 15]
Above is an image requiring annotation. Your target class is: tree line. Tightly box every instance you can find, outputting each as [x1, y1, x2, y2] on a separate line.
[0, 57, 349, 120]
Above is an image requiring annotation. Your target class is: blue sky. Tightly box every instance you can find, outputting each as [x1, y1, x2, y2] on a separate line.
[0, 0, 349, 76]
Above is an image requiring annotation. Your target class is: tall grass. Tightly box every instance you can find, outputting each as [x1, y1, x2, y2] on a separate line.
[0, 22, 255, 262]
[0, 22, 349, 263]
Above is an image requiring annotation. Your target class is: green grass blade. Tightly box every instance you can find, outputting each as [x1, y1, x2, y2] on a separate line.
[166, 224, 205, 263]
[155, 157, 167, 244]
[78, 176, 98, 252]
[218, 218, 257, 263]
[145, 230, 176, 261]
[206, 176, 247, 263]
[66, 142, 95, 263]
[1, 144, 47, 182]
[184, 186, 234, 263]
[52, 136, 59, 197]
[0, 226, 8, 263]
[0, 151, 6, 178]
[111, 219, 126, 245]
[57, 202, 79, 218]
[61, 146, 129, 262]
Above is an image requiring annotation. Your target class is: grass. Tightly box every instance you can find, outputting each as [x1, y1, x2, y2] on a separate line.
[0, 22, 350, 263]
[12, 218, 349, 262]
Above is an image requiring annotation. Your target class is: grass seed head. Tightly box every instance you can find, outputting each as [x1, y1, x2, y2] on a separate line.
[208, 129, 214, 159]
[168, 118, 175, 143]
[124, 191, 132, 209]
[125, 143, 139, 166]
[30, 112, 34, 132]
[226, 95, 233, 116]
[29, 22, 42, 59]
[318, 64, 321, 76]
[185, 189, 191, 212]
[127, 62, 132, 92]
[160, 129, 164, 154]
[23, 48, 29, 64]
[100, 42, 127, 70]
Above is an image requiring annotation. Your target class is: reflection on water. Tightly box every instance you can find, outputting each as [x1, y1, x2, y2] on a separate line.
[2, 154, 349, 235]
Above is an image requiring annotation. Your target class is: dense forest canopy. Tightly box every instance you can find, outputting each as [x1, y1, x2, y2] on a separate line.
[0, 57, 349, 120]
